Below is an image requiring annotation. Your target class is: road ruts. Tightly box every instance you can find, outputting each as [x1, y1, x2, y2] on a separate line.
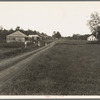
[0, 40, 58, 91]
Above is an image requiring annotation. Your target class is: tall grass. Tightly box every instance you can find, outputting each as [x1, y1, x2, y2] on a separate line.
[1, 39, 100, 95]
[0, 42, 24, 48]
[0, 42, 40, 60]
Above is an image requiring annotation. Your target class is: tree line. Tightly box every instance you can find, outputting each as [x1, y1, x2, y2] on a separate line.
[0, 26, 62, 42]
[67, 34, 90, 40]
[0, 26, 43, 42]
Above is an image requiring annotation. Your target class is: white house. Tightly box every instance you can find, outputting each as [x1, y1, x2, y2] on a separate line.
[87, 35, 98, 41]
[6, 31, 29, 43]
[28, 35, 40, 40]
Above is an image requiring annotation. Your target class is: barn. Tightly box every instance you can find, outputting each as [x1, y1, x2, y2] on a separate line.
[87, 35, 98, 41]
[6, 31, 29, 43]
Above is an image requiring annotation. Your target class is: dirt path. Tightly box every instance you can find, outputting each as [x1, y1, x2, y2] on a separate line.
[0, 41, 57, 71]
[0, 40, 58, 90]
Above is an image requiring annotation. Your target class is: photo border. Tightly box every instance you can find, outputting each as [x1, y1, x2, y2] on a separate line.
[0, 0, 100, 100]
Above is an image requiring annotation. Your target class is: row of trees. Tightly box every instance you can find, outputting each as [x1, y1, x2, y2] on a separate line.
[0, 26, 62, 42]
[67, 34, 90, 40]
[0, 26, 43, 42]
[52, 31, 62, 39]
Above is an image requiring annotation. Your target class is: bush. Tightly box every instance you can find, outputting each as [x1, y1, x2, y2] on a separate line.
[0, 42, 25, 48]
[4, 48, 23, 56]
[87, 41, 98, 44]
[27, 42, 34, 47]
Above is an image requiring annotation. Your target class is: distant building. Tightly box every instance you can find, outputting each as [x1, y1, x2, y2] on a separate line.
[40, 34, 48, 40]
[6, 31, 29, 43]
[87, 35, 98, 41]
[28, 35, 40, 40]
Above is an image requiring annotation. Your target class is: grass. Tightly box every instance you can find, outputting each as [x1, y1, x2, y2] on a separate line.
[0, 46, 39, 60]
[0, 41, 47, 60]
[0, 39, 54, 60]
[1, 39, 100, 95]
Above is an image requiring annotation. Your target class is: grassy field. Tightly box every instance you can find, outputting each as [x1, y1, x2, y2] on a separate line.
[0, 39, 54, 60]
[1, 39, 100, 95]
[0, 42, 45, 60]
[0, 46, 39, 60]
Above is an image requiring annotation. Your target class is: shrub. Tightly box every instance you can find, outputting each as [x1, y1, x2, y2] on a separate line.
[27, 42, 34, 47]
[4, 48, 23, 56]
[87, 41, 98, 44]
[0, 42, 25, 48]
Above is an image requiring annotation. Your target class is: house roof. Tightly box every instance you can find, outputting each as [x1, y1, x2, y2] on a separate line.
[87, 35, 98, 40]
[88, 35, 96, 38]
[7, 31, 28, 37]
[28, 35, 39, 37]
[40, 34, 48, 38]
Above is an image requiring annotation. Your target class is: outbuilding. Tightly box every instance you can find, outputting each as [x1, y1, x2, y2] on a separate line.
[6, 31, 29, 43]
[28, 35, 40, 40]
[87, 35, 98, 41]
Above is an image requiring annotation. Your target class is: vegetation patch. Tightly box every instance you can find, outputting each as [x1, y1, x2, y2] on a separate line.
[0, 40, 50, 60]
[0, 42, 24, 48]
[87, 41, 98, 44]
[1, 39, 100, 95]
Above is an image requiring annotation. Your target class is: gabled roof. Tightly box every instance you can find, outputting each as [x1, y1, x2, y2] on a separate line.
[87, 35, 98, 40]
[40, 34, 48, 38]
[7, 31, 28, 37]
[29, 35, 39, 37]
[88, 35, 96, 38]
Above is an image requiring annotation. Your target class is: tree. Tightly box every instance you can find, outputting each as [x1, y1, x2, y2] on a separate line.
[0, 26, 3, 30]
[72, 34, 80, 40]
[87, 12, 100, 37]
[52, 31, 61, 39]
[56, 31, 61, 38]
[97, 25, 100, 42]
[15, 26, 20, 31]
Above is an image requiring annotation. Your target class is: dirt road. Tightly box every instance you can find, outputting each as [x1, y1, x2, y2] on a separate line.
[0, 40, 58, 90]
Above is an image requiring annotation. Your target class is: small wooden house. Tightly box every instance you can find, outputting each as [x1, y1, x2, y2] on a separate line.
[28, 35, 40, 40]
[87, 35, 98, 41]
[6, 31, 29, 43]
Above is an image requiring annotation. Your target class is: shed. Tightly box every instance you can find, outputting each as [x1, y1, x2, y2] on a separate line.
[87, 35, 98, 41]
[28, 35, 40, 40]
[6, 31, 29, 43]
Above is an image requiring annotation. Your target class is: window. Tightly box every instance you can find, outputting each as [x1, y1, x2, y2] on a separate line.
[13, 37, 15, 40]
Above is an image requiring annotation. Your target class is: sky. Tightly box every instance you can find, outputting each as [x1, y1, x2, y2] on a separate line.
[0, 2, 100, 36]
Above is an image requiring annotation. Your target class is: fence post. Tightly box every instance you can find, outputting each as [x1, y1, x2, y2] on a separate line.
[24, 41, 27, 48]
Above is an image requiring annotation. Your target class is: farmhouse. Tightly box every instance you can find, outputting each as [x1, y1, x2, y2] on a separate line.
[87, 35, 98, 41]
[40, 34, 49, 40]
[6, 31, 29, 43]
[28, 35, 40, 40]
